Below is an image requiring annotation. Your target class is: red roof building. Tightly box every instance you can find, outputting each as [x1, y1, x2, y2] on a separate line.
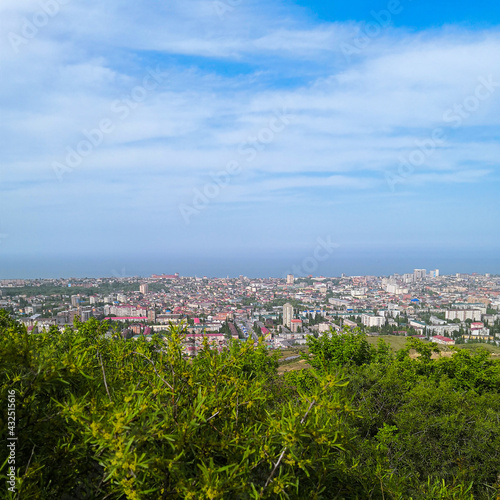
[432, 335, 455, 345]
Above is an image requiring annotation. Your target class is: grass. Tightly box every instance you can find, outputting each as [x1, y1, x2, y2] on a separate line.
[368, 335, 500, 356]
[277, 347, 310, 374]
[366, 335, 409, 351]
[277, 359, 310, 374]
[275, 336, 500, 373]
[455, 343, 500, 355]
[278, 347, 308, 360]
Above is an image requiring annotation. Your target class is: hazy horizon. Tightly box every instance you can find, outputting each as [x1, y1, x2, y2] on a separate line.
[2, 246, 499, 280]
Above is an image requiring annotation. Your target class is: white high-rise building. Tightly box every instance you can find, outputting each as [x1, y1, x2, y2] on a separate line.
[286, 274, 294, 285]
[414, 269, 427, 280]
[140, 283, 149, 294]
[445, 309, 482, 322]
[403, 273, 414, 283]
[283, 303, 293, 328]
[386, 284, 408, 295]
[361, 314, 385, 328]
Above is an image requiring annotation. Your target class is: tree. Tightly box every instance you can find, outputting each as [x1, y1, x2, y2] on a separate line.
[2, 311, 500, 499]
[303, 326, 374, 371]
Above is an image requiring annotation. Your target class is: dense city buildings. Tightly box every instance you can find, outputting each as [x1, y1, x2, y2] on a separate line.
[1, 269, 499, 354]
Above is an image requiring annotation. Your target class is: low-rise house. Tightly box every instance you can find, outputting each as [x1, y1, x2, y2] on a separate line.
[431, 335, 455, 345]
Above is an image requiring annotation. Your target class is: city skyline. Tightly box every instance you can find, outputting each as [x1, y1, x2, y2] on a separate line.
[1, 256, 499, 281]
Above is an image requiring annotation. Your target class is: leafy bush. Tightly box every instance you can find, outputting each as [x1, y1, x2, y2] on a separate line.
[1, 315, 499, 499]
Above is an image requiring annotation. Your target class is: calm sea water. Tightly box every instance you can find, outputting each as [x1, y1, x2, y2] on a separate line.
[1, 248, 499, 279]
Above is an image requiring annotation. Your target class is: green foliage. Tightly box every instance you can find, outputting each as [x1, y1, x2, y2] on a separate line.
[344, 339, 500, 499]
[1, 312, 500, 499]
[2, 280, 140, 299]
[0, 314, 362, 499]
[303, 327, 375, 370]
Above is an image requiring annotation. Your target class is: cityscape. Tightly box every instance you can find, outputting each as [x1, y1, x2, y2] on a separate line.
[3, 0, 500, 496]
[3, 268, 499, 355]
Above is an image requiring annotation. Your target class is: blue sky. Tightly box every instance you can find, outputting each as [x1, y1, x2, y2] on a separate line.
[1, 0, 499, 278]
[295, 0, 500, 27]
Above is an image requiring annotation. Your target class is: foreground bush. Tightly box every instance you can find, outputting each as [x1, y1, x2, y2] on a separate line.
[1, 313, 499, 499]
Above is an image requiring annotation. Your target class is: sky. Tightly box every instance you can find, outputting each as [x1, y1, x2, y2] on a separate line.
[1, 0, 499, 278]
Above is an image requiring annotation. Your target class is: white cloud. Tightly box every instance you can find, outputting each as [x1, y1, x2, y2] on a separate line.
[1, 0, 500, 257]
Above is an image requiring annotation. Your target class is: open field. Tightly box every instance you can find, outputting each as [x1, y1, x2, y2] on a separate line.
[277, 358, 310, 374]
[369, 335, 500, 357]
[278, 347, 308, 359]
[276, 336, 500, 371]
[366, 335, 408, 351]
[455, 343, 500, 355]
[277, 347, 310, 374]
